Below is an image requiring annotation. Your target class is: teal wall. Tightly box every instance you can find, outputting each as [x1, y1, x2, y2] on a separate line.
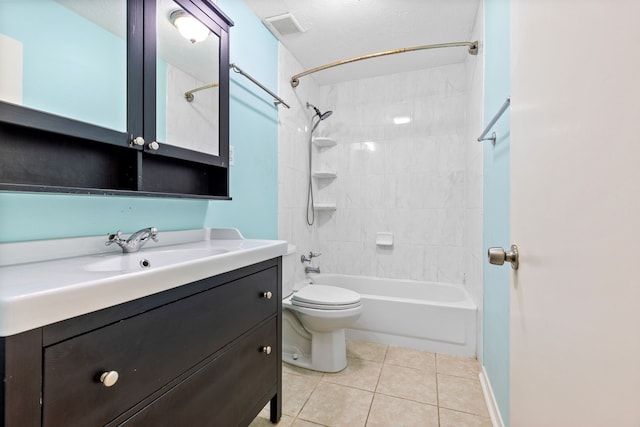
[483, 0, 511, 424]
[0, 192, 208, 243]
[0, 0, 127, 131]
[205, 0, 279, 239]
[0, 0, 278, 243]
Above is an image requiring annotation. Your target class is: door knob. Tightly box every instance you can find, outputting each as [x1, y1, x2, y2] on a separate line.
[488, 245, 519, 270]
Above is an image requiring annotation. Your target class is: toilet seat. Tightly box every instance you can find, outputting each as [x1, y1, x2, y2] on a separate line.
[291, 285, 361, 310]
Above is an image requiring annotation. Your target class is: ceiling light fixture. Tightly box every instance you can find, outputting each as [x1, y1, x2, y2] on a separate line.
[170, 10, 209, 43]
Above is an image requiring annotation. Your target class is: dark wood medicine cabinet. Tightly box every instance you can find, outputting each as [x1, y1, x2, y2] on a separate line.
[0, 0, 233, 198]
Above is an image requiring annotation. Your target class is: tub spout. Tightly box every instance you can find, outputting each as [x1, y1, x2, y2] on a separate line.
[305, 265, 321, 274]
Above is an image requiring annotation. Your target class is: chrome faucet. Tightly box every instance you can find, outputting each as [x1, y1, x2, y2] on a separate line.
[301, 251, 321, 274]
[106, 227, 159, 253]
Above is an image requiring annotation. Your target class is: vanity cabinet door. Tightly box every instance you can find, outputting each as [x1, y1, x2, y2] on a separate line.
[42, 266, 277, 427]
[116, 318, 278, 427]
[0, 0, 233, 198]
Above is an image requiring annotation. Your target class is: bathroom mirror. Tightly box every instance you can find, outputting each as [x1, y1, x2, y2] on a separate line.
[0, 0, 127, 133]
[155, 0, 221, 157]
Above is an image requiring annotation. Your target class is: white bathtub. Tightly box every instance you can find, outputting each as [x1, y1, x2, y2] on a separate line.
[307, 274, 477, 357]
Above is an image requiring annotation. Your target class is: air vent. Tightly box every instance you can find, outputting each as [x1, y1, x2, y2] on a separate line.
[263, 12, 305, 36]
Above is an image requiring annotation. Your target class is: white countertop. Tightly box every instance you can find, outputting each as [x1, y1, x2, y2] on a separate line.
[0, 228, 287, 336]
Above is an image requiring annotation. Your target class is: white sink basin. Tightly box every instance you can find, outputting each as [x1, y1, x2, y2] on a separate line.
[84, 247, 230, 272]
[0, 228, 287, 336]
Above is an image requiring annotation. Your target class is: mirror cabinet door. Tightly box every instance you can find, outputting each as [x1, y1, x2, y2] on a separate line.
[0, 0, 127, 133]
[154, 0, 221, 157]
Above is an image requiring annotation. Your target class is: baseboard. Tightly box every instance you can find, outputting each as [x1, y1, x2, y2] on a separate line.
[479, 366, 505, 427]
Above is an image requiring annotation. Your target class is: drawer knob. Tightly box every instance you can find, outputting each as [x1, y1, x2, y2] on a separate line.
[261, 345, 272, 355]
[262, 291, 273, 300]
[100, 371, 119, 387]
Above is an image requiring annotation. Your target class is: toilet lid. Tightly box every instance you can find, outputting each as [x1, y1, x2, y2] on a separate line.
[291, 285, 361, 309]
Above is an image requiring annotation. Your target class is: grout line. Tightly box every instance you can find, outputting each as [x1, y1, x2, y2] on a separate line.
[436, 366, 441, 427]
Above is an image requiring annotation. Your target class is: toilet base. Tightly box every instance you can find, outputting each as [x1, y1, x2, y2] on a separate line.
[310, 328, 347, 372]
[283, 328, 348, 373]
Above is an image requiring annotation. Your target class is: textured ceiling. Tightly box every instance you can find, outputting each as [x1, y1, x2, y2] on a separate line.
[243, 0, 481, 86]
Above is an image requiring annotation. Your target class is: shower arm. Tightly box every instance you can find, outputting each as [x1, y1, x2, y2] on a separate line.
[290, 40, 478, 88]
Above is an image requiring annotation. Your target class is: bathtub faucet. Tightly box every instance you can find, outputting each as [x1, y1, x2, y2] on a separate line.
[106, 227, 159, 253]
[301, 251, 321, 274]
[301, 251, 321, 263]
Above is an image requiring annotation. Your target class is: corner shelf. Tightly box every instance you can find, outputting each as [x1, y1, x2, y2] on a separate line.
[312, 137, 337, 147]
[312, 171, 337, 179]
[314, 203, 337, 211]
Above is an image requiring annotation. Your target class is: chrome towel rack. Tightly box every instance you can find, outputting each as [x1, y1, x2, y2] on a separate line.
[478, 96, 510, 144]
[230, 63, 290, 109]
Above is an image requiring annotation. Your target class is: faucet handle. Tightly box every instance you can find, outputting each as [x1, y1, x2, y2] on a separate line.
[149, 227, 159, 241]
[301, 251, 322, 263]
[105, 231, 122, 246]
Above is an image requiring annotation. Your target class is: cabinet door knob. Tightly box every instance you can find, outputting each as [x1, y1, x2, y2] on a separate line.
[262, 291, 273, 300]
[148, 141, 160, 151]
[261, 345, 272, 355]
[132, 136, 145, 146]
[100, 371, 119, 387]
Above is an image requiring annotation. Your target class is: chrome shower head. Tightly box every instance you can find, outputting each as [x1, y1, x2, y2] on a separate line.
[307, 102, 332, 121]
[319, 110, 332, 120]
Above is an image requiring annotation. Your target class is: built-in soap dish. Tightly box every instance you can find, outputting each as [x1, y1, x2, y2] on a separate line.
[312, 137, 337, 147]
[314, 203, 337, 211]
[375, 232, 393, 246]
[312, 171, 337, 179]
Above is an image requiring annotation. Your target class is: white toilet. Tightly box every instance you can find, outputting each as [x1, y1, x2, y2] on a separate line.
[282, 246, 362, 373]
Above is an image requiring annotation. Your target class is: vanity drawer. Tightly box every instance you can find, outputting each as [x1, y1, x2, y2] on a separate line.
[116, 318, 278, 426]
[42, 266, 278, 427]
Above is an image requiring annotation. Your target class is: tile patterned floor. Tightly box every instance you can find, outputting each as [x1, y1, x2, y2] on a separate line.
[250, 340, 491, 427]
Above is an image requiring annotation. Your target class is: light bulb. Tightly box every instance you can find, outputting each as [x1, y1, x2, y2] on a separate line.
[170, 10, 209, 44]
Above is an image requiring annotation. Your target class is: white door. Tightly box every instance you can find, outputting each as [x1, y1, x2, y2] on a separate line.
[510, 1, 640, 426]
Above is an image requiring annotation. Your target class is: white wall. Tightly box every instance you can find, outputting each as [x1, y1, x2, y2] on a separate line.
[277, 45, 320, 284]
[309, 63, 481, 286]
[164, 63, 219, 155]
[0, 34, 23, 105]
[465, 0, 484, 362]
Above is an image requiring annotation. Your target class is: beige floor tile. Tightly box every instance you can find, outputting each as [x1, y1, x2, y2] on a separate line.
[250, 413, 295, 427]
[321, 357, 383, 391]
[283, 362, 325, 378]
[436, 353, 481, 379]
[384, 345, 436, 372]
[291, 419, 327, 427]
[437, 374, 489, 417]
[376, 363, 438, 405]
[282, 372, 321, 417]
[347, 340, 388, 362]
[366, 393, 439, 427]
[297, 382, 374, 427]
[439, 408, 493, 427]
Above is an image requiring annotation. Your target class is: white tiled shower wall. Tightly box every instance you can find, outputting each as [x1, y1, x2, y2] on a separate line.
[465, 1, 484, 361]
[313, 65, 469, 282]
[278, 2, 483, 339]
[277, 47, 320, 285]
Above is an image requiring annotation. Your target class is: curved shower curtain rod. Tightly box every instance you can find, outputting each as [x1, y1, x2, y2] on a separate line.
[290, 40, 478, 88]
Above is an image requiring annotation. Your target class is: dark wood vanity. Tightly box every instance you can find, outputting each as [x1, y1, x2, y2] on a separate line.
[0, 258, 282, 426]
